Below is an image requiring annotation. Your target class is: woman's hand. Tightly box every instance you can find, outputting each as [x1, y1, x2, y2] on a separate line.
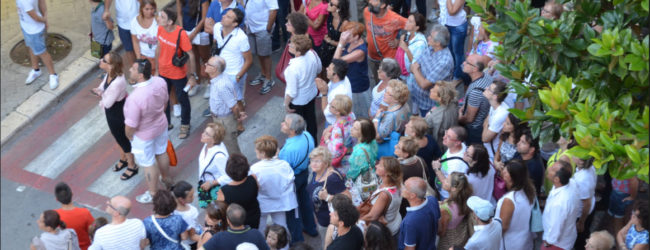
[398, 34, 409, 50]
[339, 31, 352, 45]
[200, 181, 213, 191]
[318, 188, 328, 200]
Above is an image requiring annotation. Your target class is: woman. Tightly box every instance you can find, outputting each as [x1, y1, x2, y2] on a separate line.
[464, 144, 495, 202]
[347, 118, 378, 181]
[438, 172, 473, 250]
[306, 147, 347, 242]
[172, 181, 201, 249]
[394, 136, 427, 216]
[142, 190, 189, 250]
[91, 51, 136, 180]
[321, 95, 355, 171]
[495, 113, 525, 164]
[495, 160, 535, 250]
[405, 116, 442, 173]
[249, 135, 299, 234]
[216, 154, 261, 229]
[130, 0, 158, 73]
[333, 21, 371, 119]
[90, 0, 114, 58]
[397, 13, 428, 79]
[617, 200, 649, 250]
[469, 21, 496, 59]
[369, 58, 401, 118]
[176, 0, 210, 96]
[197, 202, 227, 248]
[197, 123, 230, 208]
[320, 0, 349, 70]
[301, 0, 328, 53]
[360, 157, 403, 237]
[364, 221, 395, 250]
[441, 0, 468, 79]
[373, 80, 411, 159]
[425, 80, 459, 151]
[30, 210, 80, 250]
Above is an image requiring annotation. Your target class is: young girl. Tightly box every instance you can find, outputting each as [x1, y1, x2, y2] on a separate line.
[264, 224, 289, 250]
[198, 202, 227, 248]
[172, 181, 202, 249]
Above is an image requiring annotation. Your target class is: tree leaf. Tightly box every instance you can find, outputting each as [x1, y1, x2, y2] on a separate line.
[625, 145, 641, 163]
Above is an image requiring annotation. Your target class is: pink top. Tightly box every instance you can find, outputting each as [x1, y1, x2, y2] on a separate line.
[123, 76, 169, 140]
[305, 0, 328, 46]
[97, 75, 128, 109]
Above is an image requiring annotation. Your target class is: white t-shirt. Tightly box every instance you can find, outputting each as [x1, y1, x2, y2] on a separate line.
[444, 0, 467, 26]
[284, 50, 321, 105]
[115, 0, 139, 29]
[468, 166, 495, 203]
[130, 17, 158, 58]
[439, 143, 468, 199]
[572, 166, 597, 215]
[16, 0, 45, 34]
[244, 0, 279, 33]
[324, 77, 353, 124]
[174, 205, 201, 245]
[484, 103, 510, 161]
[213, 23, 250, 76]
[88, 218, 146, 250]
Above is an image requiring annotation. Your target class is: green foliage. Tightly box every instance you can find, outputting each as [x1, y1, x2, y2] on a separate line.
[468, 0, 649, 182]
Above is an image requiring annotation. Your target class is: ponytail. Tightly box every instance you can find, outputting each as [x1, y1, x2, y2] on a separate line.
[42, 210, 66, 229]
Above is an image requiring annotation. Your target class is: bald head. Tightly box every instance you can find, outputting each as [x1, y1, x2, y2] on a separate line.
[405, 177, 427, 200]
[110, 196, 131, 217]
[209, 56, 226, 74]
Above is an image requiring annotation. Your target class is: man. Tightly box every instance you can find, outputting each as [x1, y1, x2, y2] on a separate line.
[543, 160, 581, 250]
[409, 24, 455, 117]
[464, 196, 502, 250]
[54, 182, 94, 250]
[278, 113, 317, 242]
[124, 59, 172, 203]
[458, 54, 493, 144]
[207, 8, 253, 135]
[205, 55, 245, 155]
[364, 0, 407, 84]
[326, 194, 364, 250]
[89, 196, 146, 250]
[315, 59, 353, 126]
[431, 126, 468, 200]
[515, 129, 545, 195]
[17, 0, 59, 89]
[200, 204, 269, 250]
[481, 80, 509, 161]
[103, 0, 138, 68]
[204, 0, 245, 34]
[244, 0, 278, 94]
[399, 177, 440, 250]
[156, 6, 198, 139]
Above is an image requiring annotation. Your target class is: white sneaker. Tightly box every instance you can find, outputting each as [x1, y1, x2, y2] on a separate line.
[187, 84, 200, 96]
[203, 85, 211, 99]
[173, 104, 181, 117]
[25, 69, 42, 84]
[136, 191, 153, 204]
[49, 74, 59, 89]
[249, 74, 265, 86]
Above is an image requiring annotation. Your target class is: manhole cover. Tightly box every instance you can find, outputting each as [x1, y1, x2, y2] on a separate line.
[10, 33, 72, 67]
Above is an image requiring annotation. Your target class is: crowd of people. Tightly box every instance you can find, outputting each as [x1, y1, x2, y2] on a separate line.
[19, 0, 649, 249]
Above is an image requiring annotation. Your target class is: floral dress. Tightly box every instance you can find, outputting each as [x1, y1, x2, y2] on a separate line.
[321, 115, 355, 168]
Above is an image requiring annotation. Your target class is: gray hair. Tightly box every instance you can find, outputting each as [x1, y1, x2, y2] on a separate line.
[226, 203, 246, 227]
[430, 24, 450, 48]
[285, 113, 306, 134]
[407, 177, 427, 200]
[115, 206, 130, 217]
[380, 58, 401, 80]
[212, 56, 227, 74]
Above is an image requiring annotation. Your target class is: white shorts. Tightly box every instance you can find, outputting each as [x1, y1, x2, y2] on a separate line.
[131, 130, 168, 167]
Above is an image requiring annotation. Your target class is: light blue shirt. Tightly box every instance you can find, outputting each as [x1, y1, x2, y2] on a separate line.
[279, 131, 314, 175]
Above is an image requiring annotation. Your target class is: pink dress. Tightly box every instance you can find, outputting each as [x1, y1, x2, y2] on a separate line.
[305, 0, 328, 47]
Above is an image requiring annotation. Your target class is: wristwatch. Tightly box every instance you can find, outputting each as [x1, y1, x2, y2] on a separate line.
[192, 73, 199, 80]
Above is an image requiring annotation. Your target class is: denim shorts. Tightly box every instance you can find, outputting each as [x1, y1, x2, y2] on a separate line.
[22, 28, 47, 55]
[608, 190, 633, 218]
[118, 26, 134, 52]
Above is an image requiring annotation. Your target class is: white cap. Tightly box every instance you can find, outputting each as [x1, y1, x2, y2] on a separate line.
[466, 196, 494, 221]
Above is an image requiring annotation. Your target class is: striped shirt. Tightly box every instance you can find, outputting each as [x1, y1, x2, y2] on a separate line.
[409, 47, 454, 111]
[462, 74, 493, 128]
[88, 218, 146, 250]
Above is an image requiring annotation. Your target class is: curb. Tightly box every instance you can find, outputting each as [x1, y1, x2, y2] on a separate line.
[0, 38, 122, 147]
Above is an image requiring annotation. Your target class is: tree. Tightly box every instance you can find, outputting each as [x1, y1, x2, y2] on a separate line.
[467, 0, 649, 181]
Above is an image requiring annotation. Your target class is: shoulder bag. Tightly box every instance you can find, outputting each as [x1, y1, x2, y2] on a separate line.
[275, 43, 293, 83]
[492, 161, 507, 200]
[150, 215, 191, 250]
[197, 151, 226, 208]
[353, 147, 379, 202]
[172, 27, 190, 67]
[357, 187, 392, 224]
[211, 28, 234, 56]
[167, 140, 178, 167]
[529, 197, 543, 232]
[416, 156, 438, 198]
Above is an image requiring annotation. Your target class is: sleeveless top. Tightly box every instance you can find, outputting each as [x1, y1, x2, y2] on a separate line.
[495, 190, 533, 250]
[221, 176, 261, 228]
[370, 186, 402, 235]
[343, 43, 370, 93]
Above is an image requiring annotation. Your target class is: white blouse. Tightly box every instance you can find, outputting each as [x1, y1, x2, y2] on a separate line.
[198, 143, 231, 186]
[249, 158, 299, 213]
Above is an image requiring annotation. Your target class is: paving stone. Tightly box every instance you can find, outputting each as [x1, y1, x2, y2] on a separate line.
[0, 112, 29, 145]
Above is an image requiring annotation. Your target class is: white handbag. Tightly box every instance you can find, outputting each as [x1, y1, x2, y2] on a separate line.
[150, 215, 191, 250]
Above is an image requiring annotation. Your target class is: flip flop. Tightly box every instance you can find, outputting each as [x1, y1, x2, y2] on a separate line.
[113, 160, 128, 172]
[121, 166, 139, 181]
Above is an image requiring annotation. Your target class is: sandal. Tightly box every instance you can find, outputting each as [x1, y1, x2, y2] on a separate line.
[168, 123, 174, 130]
[113, 160, 128, 172]
[120, 166, 139, 180]
[178, 124, 190, 139]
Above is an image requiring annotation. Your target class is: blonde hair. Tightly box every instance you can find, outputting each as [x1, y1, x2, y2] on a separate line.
[290, 34, 313, 55]
[399, 136, 419, 157]
[433, 80, 458, 106]
[205, 123, 226, 144]
[388, 80, 410, 105]
[330, 94, 353, 116]
[309, 146, 332, 167]
[586, 231, 615, 250]
[254, 135, 278, 158]
[408, 116, 429, 138]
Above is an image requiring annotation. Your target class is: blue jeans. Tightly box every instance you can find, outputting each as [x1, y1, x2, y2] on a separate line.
[163, 76, 191, 125]
[286, 169, 318, 243]
[447, 22, 468, 79]
[272, 0, 290, 50]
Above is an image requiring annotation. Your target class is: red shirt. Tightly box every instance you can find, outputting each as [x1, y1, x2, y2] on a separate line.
[364, 8, 407, 60]
[55, 207, 94, 250]
[157, 25, 192, 80]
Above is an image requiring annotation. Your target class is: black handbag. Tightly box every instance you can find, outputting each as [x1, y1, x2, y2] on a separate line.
[172, 27, 189, 67]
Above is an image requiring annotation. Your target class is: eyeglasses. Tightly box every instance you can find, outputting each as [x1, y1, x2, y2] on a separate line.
[464, 61, 477, 68]
[204, 62, 217, 68]
[106, 200, 117, 211]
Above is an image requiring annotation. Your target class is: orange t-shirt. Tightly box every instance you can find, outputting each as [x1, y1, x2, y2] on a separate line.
[364, 8, 407, 60]
[157, 25, 192, 80]
[55, 207, 94, 250]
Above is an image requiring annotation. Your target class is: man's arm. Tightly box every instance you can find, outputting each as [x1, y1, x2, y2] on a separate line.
[102, 0, 112, 21]
[577, 198, 591, 232]
[125, 125, 136, 141]
[266, 10, 278, 32]
[459, 105, 479, 124]
[482, 116, 498, 143]
[154, 43, 161, 75]
[186, 50, 198, 86]
[238, 50, 254, 80]
[410, 62, 434, 90]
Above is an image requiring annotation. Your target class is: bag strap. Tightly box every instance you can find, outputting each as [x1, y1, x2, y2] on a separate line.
[369, 15, 383, 59]
[440, 156, 469, 168]
[416, 156, 428, 180]
[293, 134, 311, 171]
[150, 215, 180, 244]
[323, 168, 343, 191]
[175, 27, 183, 56]
[199, 151, 226, 181]
[462, 87, 486, 114]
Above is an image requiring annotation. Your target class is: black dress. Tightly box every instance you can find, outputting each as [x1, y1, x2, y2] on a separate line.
[221, 176, 261, 228]
[320, 15, 344, 69]
[103, 77, 131, 153]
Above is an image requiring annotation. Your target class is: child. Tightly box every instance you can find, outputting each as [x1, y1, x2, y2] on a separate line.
[88, 217, 108, 242]
[172, 181, 202, 249]
[265, 224, 289, 250]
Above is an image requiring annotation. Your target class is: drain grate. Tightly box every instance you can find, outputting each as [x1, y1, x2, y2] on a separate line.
[10, 33, 72, 67]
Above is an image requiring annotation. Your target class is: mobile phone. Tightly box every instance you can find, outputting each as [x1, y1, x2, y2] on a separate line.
[183, 84, 191, 92]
